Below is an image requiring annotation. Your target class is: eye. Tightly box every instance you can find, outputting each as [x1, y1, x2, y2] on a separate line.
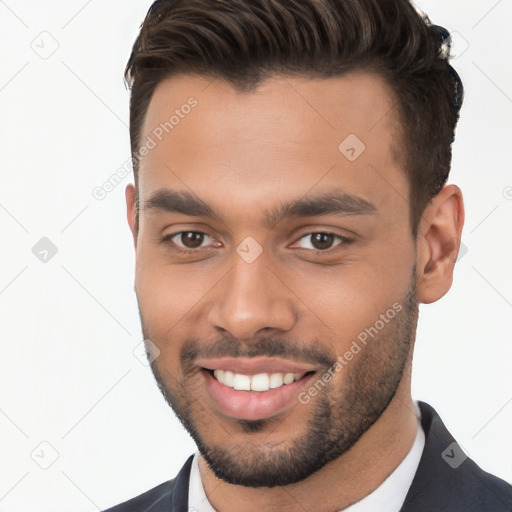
[162, 231, 218, 252]
[294, 232, 347, 251]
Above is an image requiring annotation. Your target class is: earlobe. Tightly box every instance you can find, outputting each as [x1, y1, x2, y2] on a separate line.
[126, 183, 138, 250]
[416, 185, 465, 304]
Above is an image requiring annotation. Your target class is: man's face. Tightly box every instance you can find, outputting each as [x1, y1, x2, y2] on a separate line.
[128, 72, 419, 487]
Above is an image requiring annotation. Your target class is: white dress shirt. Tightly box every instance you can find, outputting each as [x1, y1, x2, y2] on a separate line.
[188, 403, 425, 512]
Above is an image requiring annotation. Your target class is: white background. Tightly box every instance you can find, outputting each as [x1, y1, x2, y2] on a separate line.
[0, 1, 511, 510]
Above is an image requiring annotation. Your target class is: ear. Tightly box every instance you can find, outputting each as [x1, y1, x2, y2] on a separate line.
[416, 184, 465, 304]
[126, 183, 138, 250]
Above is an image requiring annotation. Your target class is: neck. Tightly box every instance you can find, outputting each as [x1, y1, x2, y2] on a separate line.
[199, 371, 419, 512]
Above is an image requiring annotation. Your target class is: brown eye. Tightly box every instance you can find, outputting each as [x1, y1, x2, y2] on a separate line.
[310, 233, 335, 250]
[163, 231, 212, 250]
[295, 232, 345, 251]
[179, 231, 205, 248]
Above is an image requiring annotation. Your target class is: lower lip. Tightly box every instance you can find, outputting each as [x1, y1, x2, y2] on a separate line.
[201, 369, 315, 421]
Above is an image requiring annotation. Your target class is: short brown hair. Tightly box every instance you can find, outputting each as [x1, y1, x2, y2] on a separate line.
[125, 0, 463, 237]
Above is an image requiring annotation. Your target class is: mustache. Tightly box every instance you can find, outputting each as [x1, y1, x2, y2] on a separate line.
[180, 335, 337, 371]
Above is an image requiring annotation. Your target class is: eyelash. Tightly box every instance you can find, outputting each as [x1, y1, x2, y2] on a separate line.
[161, 232, 218, 255]
[160, 231, 351, 255]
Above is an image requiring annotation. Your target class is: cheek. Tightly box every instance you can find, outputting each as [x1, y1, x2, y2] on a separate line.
[135, 250, 219, 335]
[287, 254, 412, 350]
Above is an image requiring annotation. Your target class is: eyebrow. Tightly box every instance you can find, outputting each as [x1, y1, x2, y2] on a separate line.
[141, 187, 377, 227]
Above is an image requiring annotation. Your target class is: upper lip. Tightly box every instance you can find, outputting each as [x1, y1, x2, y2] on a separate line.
[196, 357, 317, 375]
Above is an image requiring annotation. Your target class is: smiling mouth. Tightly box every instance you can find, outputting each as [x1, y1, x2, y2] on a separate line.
[203, 368, 316, 392]
[199, 363, 319, 421]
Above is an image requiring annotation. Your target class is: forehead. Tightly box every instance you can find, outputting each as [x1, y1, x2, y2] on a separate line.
[138, 72, 406, 222]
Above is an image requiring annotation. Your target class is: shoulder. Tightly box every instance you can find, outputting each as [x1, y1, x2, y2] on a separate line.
[101, 479, 175, 512]
[402, 401, 512, 511]
[475, 469, 512, 510]
[100, 454, 194, 512]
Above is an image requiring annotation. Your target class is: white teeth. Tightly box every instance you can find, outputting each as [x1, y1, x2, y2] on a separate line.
[251, 373, 270, 391]
[269, 373, 284, 388]
[232, 373, 251, 390]
[223, 370, 234, 387]
[283, 373, 295, 384]
[212, 369, 306, 391]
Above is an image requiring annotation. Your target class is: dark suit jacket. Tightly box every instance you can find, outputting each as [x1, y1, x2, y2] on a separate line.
[102, 401, 512, 511]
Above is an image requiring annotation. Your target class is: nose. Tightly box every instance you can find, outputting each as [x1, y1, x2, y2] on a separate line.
[207, 252, 297, 341]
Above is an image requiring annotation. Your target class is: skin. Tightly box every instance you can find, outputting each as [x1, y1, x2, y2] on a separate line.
[125, 72, 464, 511]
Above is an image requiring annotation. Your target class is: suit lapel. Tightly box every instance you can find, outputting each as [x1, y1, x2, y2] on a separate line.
[169, 454, 194, 512]
[400, 401, 480, 511]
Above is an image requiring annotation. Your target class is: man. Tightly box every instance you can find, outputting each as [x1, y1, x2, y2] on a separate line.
[104, 0, 512, 510]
